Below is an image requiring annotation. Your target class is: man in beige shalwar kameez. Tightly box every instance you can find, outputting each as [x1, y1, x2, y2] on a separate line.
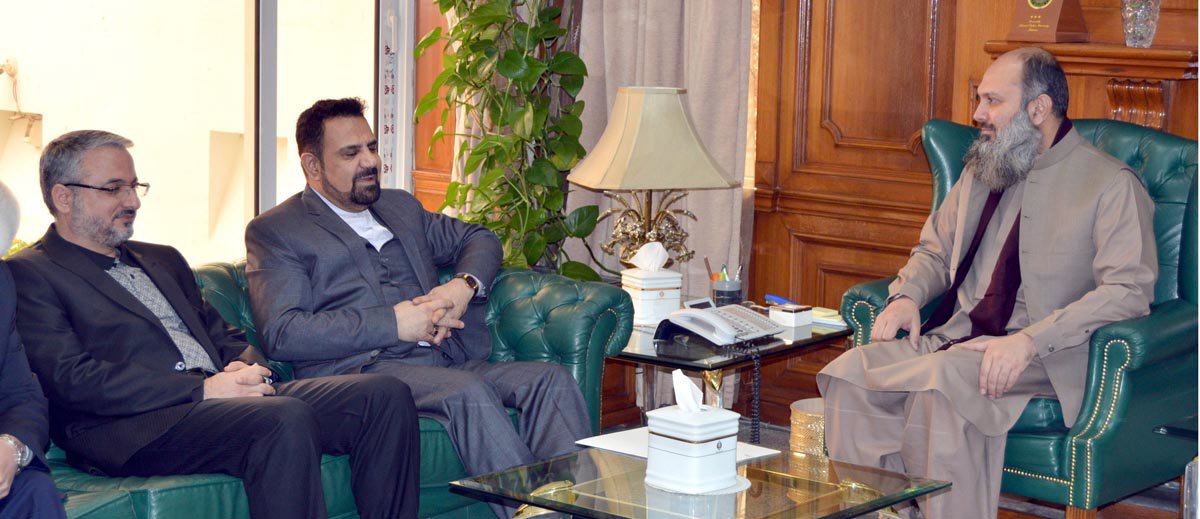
[817, 48, 1157, 518]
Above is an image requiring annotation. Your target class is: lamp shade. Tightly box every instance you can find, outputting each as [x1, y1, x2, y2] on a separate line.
[567, 87, 737, 190]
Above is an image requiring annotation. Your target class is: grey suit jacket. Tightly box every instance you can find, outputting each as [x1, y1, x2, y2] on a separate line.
[245, 187, 502, 378]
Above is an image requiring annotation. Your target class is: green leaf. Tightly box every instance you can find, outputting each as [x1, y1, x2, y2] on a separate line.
[537, 5, 562, 24]
[463, 0, 510, 27]
[565, 100, 585, 117]
[527, 158, 558, 186]
[414, 90, 440, 120]
[556, 113, 582, 137]
[547, 136, 580, 170]
[428, 125, 445, 159]
[523, 232, 547, 266]
[464, 145, 490, 175]
[414, 26, 442, 59]
[512, 104, 535, 140]
[522, 55, 549, 82]
[439, 181, 462, 212]
[512, 22, 532, 50]
[548, 52, 588, 76]
[563, 205, 599, 238]
[533, 95, 551, 129]
[560, 261, 602, 282]
[479, 167, 505, 190]
[560, 75, 584, 98]
[535, 24, 568, 40]
[496, 50, 529, 79]
[437, 0, 455, 14]
[542, 222, 566, 243]
[544, 189, 565, 212]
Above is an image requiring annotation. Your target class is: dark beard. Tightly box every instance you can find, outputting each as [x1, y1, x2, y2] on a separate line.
[964, 109, 1043, 192]
[323, 167, 381, 206]
[350, 168, 381, 206]
[70, 204, 135, 248]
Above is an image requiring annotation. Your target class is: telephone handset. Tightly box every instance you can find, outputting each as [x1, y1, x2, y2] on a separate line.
[666, 304, 784, 345]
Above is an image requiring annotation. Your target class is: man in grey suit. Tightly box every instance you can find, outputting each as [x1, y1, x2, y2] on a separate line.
[245, 98, 591, 505]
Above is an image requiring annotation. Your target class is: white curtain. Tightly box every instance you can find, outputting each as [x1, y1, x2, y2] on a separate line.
[569, 0, 754, 406]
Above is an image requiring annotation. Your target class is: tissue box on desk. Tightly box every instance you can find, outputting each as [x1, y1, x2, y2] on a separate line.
[644, 404, 740, 494]
[621, 268, 682, 325]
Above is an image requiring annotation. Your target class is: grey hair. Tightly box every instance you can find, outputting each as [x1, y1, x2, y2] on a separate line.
[1016, 47, 1069, 119]
[0, 181, 18, 250]
[40, 130, 133, 215]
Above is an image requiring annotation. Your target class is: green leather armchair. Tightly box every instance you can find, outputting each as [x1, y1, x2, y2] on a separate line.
[840, 119, 1197, 516]
[51, 263, 633, 519]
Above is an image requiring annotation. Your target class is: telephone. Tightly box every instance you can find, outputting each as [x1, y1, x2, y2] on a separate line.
[666, 304, 784, 345]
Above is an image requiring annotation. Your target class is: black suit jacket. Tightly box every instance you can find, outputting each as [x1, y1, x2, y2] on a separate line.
[0, 261, 50, 473]
[245, 187, 502, 378]
[7, 225, 269, 472]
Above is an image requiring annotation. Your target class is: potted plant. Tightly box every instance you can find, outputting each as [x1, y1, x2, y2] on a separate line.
[416, 0, 609, 281]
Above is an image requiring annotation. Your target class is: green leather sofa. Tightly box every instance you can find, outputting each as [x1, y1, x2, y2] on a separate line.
[841, 119, 1198, 516]
[50, 263, 634, 519]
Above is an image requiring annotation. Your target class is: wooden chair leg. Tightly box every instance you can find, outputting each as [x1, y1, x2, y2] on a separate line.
[1065, 506, 1098, 519]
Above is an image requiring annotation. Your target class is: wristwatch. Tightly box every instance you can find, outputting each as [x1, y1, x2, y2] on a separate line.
[456, 273, 481, 298]
[0, 434, 32, 473]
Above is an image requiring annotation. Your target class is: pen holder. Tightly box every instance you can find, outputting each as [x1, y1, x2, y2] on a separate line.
[711, 279, 742, 307]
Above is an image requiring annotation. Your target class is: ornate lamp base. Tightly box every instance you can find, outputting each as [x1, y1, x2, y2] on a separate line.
[599, 190, 697, 268]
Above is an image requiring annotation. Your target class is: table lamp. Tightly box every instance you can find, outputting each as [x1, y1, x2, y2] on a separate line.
[567, 87, 737, 267]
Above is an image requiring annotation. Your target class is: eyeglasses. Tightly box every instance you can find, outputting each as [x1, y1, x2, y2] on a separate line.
[62, 182, 150, 197]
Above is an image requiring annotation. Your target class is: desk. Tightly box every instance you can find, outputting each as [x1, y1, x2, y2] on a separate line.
[616, 324, 851, 443]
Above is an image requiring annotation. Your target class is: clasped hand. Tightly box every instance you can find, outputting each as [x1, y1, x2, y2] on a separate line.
[202, 362, 275, 400]
[394, 278, 473, 345]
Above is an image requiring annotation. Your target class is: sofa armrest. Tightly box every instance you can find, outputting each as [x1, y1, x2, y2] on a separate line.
[1088, 298, 1197, 370]
[1060, 298, 1198, 508]
[841, 277, 894, 348]
[485, 268, 634, 432]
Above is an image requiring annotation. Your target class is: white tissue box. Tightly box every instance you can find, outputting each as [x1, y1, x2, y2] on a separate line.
[644, 404, 740, 494]
[769, 304, 813, 327]
[622, 268, 683, 325]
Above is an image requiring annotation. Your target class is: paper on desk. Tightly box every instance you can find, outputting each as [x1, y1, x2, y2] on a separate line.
[576, 427, 781, 463]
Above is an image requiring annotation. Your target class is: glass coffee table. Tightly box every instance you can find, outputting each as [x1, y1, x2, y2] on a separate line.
[450, 447, 948, 518]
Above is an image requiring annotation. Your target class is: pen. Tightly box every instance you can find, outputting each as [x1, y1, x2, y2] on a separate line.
[704, 256, 713, 280]
[721, 264, 728, 281]
[735, 264, 743, 281]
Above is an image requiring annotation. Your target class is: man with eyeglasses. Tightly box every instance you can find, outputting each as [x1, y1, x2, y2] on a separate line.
[7, 130, 421, 519]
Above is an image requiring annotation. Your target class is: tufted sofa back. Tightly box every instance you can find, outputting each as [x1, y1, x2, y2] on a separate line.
[921, 119, 1198, 305]
[195, 262, 633, 431]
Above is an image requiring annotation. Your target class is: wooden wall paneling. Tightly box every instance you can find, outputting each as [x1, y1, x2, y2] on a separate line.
[413, 2, 455, 211]
[600, 359, 642, 430]
[952, 0, 1197, 138]
[749, 0, 957, 424]
[752, 0, 953, 305]
[754, 0, 787, 195]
